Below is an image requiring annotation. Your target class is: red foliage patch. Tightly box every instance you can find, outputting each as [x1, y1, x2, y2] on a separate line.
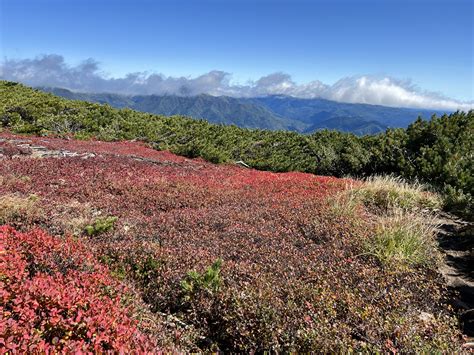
[0, 226, 156, 352]
[0, 133, 461, 352]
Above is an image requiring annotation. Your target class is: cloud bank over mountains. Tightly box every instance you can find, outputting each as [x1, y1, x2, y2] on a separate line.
[1, 54, 472, 111]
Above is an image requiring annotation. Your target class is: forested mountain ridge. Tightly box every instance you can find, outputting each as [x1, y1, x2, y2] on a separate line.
[248, 95, 447, 128]
[39, 86, 447, 134]
[303, 116, 388, 135]
[39, 87, 298, 131]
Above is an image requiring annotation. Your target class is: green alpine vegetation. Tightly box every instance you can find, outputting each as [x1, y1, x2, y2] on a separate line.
[1, 81, 472, 219]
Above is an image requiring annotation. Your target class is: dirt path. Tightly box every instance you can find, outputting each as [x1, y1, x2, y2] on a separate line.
[435, 213, 474, 344]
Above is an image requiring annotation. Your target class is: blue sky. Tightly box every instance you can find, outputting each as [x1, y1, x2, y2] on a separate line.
[0, 0, 473, 108]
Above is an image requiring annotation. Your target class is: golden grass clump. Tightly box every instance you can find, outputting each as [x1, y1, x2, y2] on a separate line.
[366, 211, 440, 267]
[0, 193, 40, 225]
[349, 175, 441, 214]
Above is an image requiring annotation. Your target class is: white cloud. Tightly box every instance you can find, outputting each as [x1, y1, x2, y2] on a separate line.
[327, 76, 473, 111]
[1, 54, 472, 111]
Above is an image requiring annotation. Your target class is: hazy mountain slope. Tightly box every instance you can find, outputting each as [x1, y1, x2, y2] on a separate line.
[40, 87, 301, 131]
[306, 116, 388, 135]
[41, 87, 136, 108]
[130, 94, 306, 130]
[39, 87, 449, 134]
[250, 96, 448, 128]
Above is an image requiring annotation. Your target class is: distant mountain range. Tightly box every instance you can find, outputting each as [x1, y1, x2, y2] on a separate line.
[39, 87, 449, 135]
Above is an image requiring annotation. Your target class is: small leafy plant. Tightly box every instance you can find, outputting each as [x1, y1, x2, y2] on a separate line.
[181, 259, 223, 301]
[84, 216, 118, 236]
[0, 226, 156, 352]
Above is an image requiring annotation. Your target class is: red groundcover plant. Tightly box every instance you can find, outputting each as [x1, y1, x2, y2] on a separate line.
[0, 225, 156, 352]
[0, 133, 463, 351]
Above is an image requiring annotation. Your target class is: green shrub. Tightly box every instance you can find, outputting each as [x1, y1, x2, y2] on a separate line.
[129, 255, 161, 283]
[84, 216, 118, 236]
[442, 185, 473, 221]
[181, 259, 223, 301]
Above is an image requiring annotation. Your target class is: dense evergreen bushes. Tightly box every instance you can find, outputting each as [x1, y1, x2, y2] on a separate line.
[1, 81, 472, 218]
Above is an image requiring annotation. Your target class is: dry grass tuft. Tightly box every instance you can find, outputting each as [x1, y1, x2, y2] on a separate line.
[349, 175, 441, 214]
[327, 192, 359, 219]
[51, 200, 96, 236]
[366, 211, 440, 268]
[0, 193, 40, 225]
[0, 174, 31, 188]
[334, 176, 442, 268]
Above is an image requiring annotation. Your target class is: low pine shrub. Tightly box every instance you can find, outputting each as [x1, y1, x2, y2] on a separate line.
[84, 216, 118, 236]
[181, 259, 223, 301]
[442, 185, 473, 221]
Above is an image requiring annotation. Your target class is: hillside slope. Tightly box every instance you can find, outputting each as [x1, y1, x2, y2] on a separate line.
[2, 81, 473, 219]
[0, 132, 465, 352]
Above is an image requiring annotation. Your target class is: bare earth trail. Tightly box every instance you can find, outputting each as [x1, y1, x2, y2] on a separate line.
[435, 213, 474, 345]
